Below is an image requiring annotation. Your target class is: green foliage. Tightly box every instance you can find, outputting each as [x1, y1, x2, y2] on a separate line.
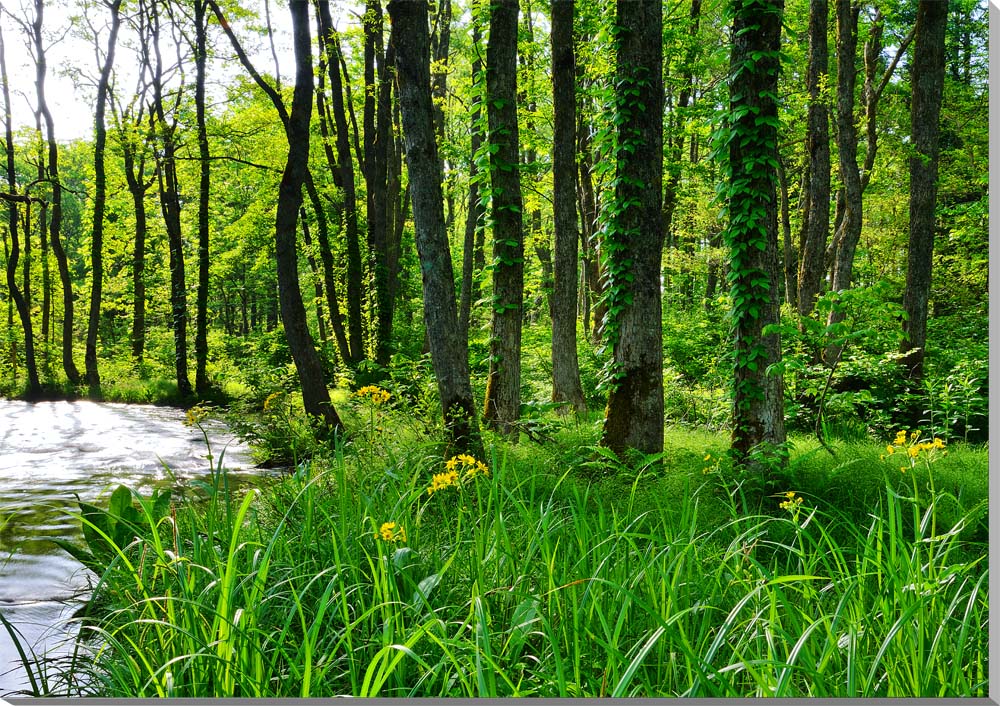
[21, 422, 987, 698]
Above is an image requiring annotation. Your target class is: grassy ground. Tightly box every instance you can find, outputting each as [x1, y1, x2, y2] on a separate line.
[13, 399, 988, 698]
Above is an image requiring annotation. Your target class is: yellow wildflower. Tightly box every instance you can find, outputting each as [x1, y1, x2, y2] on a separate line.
[263, 392, 283, 412]
[376, 522, 406, 543]
[894, 430, 907, 445]
[932, 438, 945, 449]
[704, 453, 712, 461]
[355, 385, 391, 405]
[184, 405, 208, 427]
[779, 491, 804, 511]
[427, 470, 460, 495]
[886, 445, 895, 455]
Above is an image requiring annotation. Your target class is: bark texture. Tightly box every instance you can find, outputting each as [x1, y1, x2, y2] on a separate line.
[550, 0, 585, 414]
[481, 0, 524, 436]
[275, 0, 342, 431]
[388, 0, 481, 453]
[600, 0, 664, 456]
[901, 0, 949, 381]
[727, 0, 786, 468]
[194, 0, 211, 393]
[795, 0, 830, 320]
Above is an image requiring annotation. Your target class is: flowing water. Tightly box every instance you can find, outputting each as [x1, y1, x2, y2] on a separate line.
[0, 399, 257, 696]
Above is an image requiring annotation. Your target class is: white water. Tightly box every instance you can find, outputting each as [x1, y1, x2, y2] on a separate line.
[0, 400, 255, 696]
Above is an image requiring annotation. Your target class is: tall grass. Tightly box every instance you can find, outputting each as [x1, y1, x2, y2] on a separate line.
[15, 424, 988, 698]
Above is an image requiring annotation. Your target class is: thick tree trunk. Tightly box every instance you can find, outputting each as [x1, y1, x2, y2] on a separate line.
[550, 0, 585, 413]
[388, 0, 481, 454]
[726, 0, 786, 471]
[276, 0, 342, 431]
[599, 0, 664, 457]
[795, 0, 831, 321]
[900, 0, 949, 381]
[194, 0, 211, 394]
[85, 0, 122, 396]
[481, 0, 525, 436]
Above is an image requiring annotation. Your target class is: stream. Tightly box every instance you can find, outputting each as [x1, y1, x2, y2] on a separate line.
[0, 399, 257, 696]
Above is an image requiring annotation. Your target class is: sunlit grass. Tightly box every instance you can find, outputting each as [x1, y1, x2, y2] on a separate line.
[13, 414, 986, 698]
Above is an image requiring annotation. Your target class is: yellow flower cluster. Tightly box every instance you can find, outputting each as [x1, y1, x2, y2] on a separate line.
[355, 385, 391, 405]
[426, 455, 490, 496]
[263, 391, 284, 412]
[882, 430, 946, 472]
[184, 405, 208, 427]
[779, 491, 804, 511]
[376, 521, 406, 543]
[445, 453, 490, 479]
[427, 469, 460, 495]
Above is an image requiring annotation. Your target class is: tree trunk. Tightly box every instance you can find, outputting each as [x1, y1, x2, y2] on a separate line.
[599, 0, 664, 457]
[388, 0, 481, 454]
[299, 207, 328, 343]
[795, 0, 831, 321]
[31, 0, 79, 385]
[901, 0, 949, 381]
[0, 26, 40, 396]
[481, 0, 525, 436]
[550, 0, 585, 413]
[194, 0, 211, 394]
[149, 0, 191, 398]
[275, 0, 342, 431]
[85, 0, 122, 396]
[458, 23, 485, 341]
[316, 1, 364, 365]
[726, 0, 786, 473]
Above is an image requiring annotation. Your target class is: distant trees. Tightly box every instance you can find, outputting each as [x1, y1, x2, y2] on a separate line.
[0, 0, 985, 462]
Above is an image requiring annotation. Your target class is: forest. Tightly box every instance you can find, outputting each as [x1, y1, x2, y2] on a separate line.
[0, 0, 989, 698]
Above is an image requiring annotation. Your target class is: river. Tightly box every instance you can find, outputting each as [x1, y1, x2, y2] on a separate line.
[0, 399, 256, 696]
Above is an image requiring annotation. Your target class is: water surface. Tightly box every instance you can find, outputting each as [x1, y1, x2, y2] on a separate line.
[0, 400, 255, 695]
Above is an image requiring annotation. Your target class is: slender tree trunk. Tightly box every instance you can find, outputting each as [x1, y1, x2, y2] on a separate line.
[550, 0, 585, 413]
[795, 0, 831, 321]
[123, 138, 151, 361]
[316, 1, 364, 364]
[901, 0, 949, 381]
[275, 0, 342, 431]
[726, 0, 786, 474]
[299, 206, 328, 343]
[388, 0, 481, 454]
[149, 0, 191, 398]
[777, 155, 796, 307]
[482, 0, 524, 436]
[1, 20, 40, 396]
[85, 0, 122, 396]
[194, 0, 211, 394]
[600, 0, 664, 456]
[31, 0, 79, 385]
[825, 12, 914, 362]
[459, 23, 485, 341]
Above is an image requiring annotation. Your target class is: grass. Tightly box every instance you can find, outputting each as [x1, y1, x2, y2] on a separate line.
[11, 408, 988, 698]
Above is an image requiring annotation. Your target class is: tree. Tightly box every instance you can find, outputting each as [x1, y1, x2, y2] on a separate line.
[599, 0, 664, 456]
[1, 23, 40, 396]
[901, 0, 949, 381]
[273, 0, 342, 431]
[481, 0, 524, 436]
[721, 0, 786, 472]
[549, 0, 585, 414]
[315, 2, 363, 365]
[194, 0, 211, 394]
[30, 0, 80, 386]
[388, 0, 481, 454]
[795, 0, 830, 321]
[146, 0, 191, 398]
[84, 0, 123, 395]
